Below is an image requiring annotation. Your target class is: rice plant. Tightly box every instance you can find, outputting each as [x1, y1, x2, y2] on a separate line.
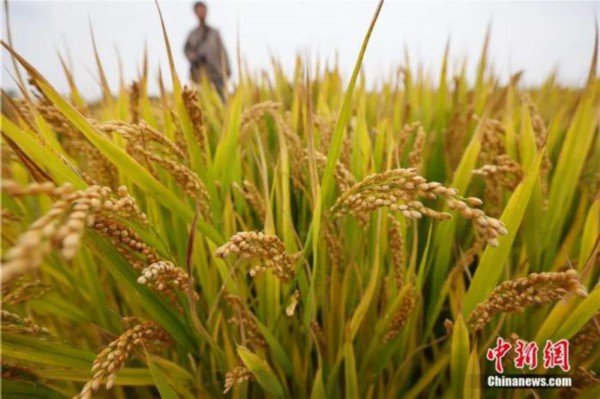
[1, 1, 599, 398]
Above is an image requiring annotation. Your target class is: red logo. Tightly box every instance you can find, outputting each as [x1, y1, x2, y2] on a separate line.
[543, 339, 570, 372]
[514, 339, 538, 370]
[486, 337, 512, 373]
[486, 337, 570, 373]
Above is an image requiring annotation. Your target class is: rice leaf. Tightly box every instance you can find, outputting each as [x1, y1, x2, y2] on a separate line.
[543, 91, 598, 262]
[343, 330, 359, 399]
[578, 197, 599, 283]
[2, 380, 66, 399]
[464, 347, 481, 399]
[551, 284, 600, 341]
[403, 356, 448, 399]
[237, 345, 285, 397]
[306, 0, 384, 253]
[146, 352, 180, 399]
[1, 115, 86, 188]
[254, 318, 294, 375]
[450, 315, 469, 398]
[309, 369, 327, 399]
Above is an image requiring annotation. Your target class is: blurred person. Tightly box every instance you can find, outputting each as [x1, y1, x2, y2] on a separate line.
[184, 1, 230, 99]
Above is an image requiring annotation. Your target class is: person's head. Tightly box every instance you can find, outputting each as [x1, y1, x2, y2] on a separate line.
[193, 2, 207, 24]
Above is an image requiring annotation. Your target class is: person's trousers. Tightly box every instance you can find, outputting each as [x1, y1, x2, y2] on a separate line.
[190, 66, 225, 102]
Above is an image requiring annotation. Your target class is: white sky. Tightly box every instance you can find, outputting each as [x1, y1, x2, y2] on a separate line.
[1, 1, 598, 100]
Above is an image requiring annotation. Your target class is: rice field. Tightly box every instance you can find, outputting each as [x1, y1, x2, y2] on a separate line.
[1, 1, 599, 398]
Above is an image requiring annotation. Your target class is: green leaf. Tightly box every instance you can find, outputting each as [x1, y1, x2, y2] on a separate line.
[578, 197, 599, 284]
[1, 380, 66, 399]
[551, 285, 600, 341]
[37, 368, 155, 385]
[543, 91, 598, 261]
[347, 243, 380, 340]
[309, 369, 327, 399]
[534, 295, 579, 344]
[464, 348, 481, 399]
[403, 356, 449, 399]
[2, 333, 94, 368]
[1, 115, 86, 188]
[146, 352, 180, 399]
[211, 91, 242, 192]
[237, 345, 285, 397]
[450, 315, 470, 398]
[415, 223, 433, 289]
[519, 104, 544, 267]
[304, 0, 384, 253]
[344, 330, 359, 399]
[254, 318, 293, 375]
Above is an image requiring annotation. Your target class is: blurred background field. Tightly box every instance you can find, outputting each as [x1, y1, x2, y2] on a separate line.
[1, 0, 598, 99]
